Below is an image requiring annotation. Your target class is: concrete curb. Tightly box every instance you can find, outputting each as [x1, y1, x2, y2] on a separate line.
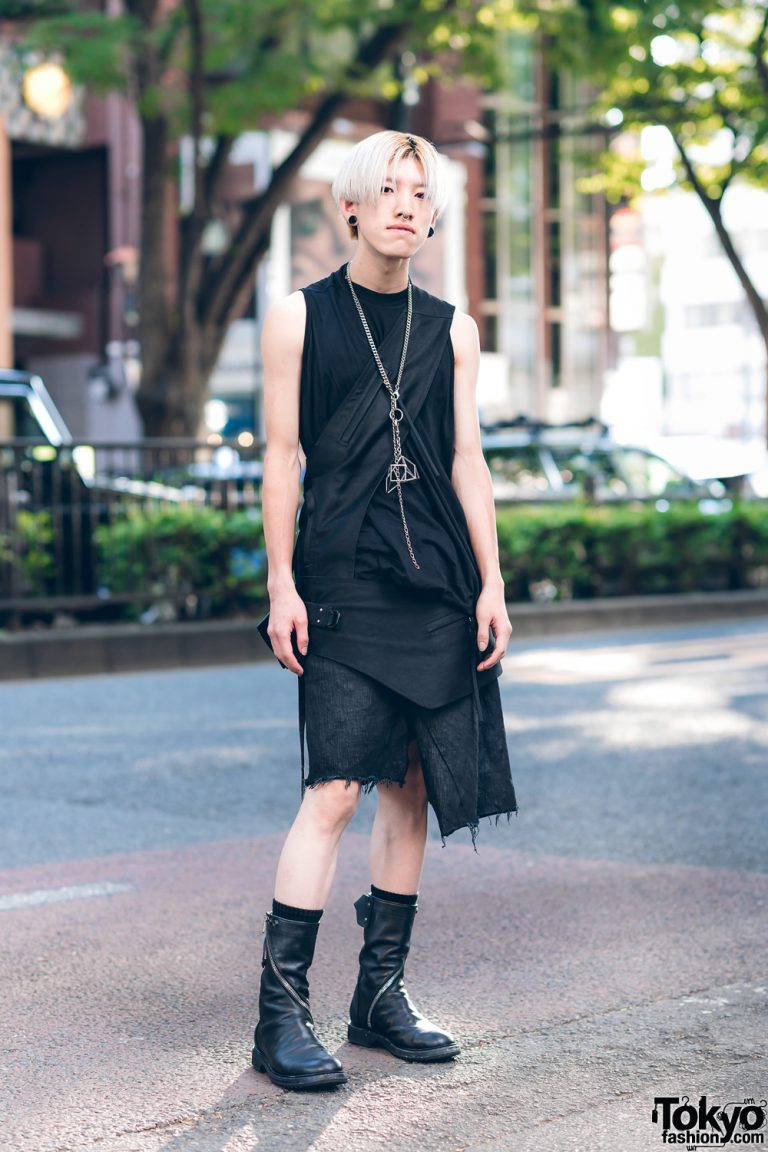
[2, 588, 768, 681]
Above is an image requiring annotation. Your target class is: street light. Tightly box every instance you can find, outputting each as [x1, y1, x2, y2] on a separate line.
[21, 60, 73, 120]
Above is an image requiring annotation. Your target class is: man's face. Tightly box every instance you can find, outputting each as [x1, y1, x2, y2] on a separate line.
[343, 155, 437, 256]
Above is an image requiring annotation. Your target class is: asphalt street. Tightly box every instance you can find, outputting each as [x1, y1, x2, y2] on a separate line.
[0, 618, 766, 1151]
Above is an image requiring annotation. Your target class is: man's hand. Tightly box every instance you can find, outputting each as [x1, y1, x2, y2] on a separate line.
[267, 586, 309, 675]
[475, 582, 513, 671]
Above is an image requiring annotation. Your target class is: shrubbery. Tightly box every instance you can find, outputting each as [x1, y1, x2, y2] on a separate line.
[0, 511, 55, 596]
[95, 505, 266, 618]
[6, 501, 768, 619]
[494, 503, 768, 601]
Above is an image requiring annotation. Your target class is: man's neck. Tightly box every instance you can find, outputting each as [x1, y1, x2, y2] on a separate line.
[347, 251, 410, 293]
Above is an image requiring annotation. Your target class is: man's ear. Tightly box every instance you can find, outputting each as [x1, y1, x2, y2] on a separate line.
[340, 199, 359, 240]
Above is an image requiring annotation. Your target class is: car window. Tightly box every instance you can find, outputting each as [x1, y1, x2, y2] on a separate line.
[547, 445, 628, 499]
[612, 449, 692, 498]
[549, 443, 695, 500]
[483, 445, 552, 499]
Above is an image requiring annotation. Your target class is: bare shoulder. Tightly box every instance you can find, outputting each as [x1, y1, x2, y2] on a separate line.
[262, 291, 306, 354]
[450, 308, 480, 363]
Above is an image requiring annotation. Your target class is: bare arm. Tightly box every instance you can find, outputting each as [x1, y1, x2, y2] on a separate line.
[261, 291, 308, 675]
[450, 310, 512, 670]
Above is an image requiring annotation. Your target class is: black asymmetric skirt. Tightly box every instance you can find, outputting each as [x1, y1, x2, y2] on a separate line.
[295, 577, 518, 842]
[301, 651, 517, 842]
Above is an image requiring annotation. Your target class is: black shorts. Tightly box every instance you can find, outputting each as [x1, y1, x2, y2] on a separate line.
[302, 652, 417, 787]
[300, 652, 517, 838]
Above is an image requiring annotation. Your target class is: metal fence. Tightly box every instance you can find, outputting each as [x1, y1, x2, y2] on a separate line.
[0, 439, 265, 619]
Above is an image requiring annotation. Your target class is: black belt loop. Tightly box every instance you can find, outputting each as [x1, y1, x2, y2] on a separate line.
[308, 603, 341, 629]
[467, 616, 485, 724]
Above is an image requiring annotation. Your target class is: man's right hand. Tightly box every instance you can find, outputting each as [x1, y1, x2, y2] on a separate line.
[267, 588, 309, 675]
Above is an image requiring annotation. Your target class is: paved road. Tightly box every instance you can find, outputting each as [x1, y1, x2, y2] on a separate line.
[1, 619, 766, 1151]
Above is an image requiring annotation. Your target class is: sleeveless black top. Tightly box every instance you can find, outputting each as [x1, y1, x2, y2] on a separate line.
[300, 266, 455, 594]
[291, 265, 501, 710]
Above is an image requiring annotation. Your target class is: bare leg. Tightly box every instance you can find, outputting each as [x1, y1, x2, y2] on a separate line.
[369, 740, 428, 894]
[273, 779, 362, 909]
[348, 744, 458, 1061]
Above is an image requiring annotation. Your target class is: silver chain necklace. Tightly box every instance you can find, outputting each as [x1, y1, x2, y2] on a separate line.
[345, 263, 421, 570]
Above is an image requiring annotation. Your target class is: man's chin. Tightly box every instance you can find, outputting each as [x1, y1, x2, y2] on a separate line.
[378, 233, 423, 255]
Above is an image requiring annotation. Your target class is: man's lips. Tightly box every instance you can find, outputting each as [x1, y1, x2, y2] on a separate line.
[388, 225, 415, 234]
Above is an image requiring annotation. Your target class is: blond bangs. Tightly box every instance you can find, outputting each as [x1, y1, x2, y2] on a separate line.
[332, 130, 449, 217]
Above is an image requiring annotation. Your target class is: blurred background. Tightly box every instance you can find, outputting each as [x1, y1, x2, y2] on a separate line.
[1, 0, 768, 622]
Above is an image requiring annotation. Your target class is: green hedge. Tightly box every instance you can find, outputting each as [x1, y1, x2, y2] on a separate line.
[0, 511, 55, 595]
[95, 506, 266, 617]
[8, 501, 768, 617]
[495, 503, 768, 601]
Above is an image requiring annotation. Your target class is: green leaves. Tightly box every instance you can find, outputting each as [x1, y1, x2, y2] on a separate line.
[553, 0, 768, 200]
[495, 502, 768, 601]
[0, 511, 54, 597]
[22, 9, 139, 93]
[12, 0, 504, 137]
[96, 499, 768, 614]
[94, 505, 267, 618]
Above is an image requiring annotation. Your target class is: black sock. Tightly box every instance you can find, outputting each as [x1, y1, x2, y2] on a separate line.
[272, 899, 323, 923]
[371, 884, 418, 906]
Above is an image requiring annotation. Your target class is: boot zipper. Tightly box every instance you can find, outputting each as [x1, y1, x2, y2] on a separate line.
[264, 932, 312, 1016]
[367, 962, 404, 1029]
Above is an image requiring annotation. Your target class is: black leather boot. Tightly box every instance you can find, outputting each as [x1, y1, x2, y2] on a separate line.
[347, 892, 460, 1062]
[252, 912, 347, 1089]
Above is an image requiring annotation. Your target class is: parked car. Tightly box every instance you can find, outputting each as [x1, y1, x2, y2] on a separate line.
[0, 368, 73, 445]
[481, 416, 730, 512]
[0, 371, 205, 609]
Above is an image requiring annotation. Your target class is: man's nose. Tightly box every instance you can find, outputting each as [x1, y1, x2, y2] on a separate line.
[394, 191, 414, 216]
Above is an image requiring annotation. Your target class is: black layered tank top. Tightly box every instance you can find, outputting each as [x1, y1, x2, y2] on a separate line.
[299, 265, 456, 593]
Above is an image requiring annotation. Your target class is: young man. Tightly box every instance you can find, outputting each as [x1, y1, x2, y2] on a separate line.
[253, 130, 517, 1090]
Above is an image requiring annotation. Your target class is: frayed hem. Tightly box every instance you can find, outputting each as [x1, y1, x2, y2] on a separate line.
[440, 806, 519, 851]
[304, 775, 406, 796]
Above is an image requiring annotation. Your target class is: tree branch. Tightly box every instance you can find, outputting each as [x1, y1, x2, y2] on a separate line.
[203, 134, 235, 217]
[199, 0, 457, 334]
[753, 1, 768, 99]
[122, 0, 160, 24]
[675, 134, 768, 335]
[0, 1, 72, 16]
[177, 0, 206, 331]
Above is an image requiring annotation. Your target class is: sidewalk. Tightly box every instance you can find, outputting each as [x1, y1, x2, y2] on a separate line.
[2, 587, 768, 680]
[3, 833, 766, 1152]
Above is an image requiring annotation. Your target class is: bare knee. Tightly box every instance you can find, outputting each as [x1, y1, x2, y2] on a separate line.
[402, 743, 428, 808]
[377, 743, 428, 822]
[302, 778, 361, 832]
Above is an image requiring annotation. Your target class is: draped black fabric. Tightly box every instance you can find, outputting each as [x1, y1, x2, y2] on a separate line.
[299, 267, 461, 603]
[261, 265, 518, 837]
[293, 265, 498, 703]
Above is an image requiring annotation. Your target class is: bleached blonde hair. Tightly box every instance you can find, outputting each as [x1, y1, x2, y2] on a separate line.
[332, 130, 449, 238]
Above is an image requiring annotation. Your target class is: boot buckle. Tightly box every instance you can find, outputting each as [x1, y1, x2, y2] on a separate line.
[354, 892, 372, 927]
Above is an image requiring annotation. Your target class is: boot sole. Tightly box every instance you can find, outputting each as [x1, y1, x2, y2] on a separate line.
[252, 1045, 347, 1090]
[347, 1023, 460, 1062]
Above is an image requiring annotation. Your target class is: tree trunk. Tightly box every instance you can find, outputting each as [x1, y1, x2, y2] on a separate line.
[141, 331, 209, 437]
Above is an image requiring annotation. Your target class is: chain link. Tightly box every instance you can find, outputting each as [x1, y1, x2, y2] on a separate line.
[345, 264, 421, 570]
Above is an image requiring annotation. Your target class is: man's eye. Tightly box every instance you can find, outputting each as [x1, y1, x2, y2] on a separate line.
[381, 185, 394, 193]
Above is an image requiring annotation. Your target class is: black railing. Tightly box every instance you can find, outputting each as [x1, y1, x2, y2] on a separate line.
[0, 439, 265, 618]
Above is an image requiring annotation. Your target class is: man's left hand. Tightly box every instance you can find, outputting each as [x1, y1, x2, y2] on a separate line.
[475, 583, 513, 671]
